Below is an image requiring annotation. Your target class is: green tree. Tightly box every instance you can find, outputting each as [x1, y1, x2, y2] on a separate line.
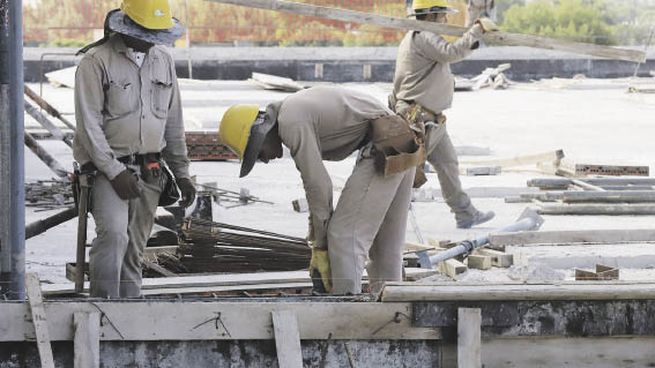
[501, 0, 615, 45]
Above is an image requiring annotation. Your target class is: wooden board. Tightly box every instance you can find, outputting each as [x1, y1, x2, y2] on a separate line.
[74, 312, 100, 368]
[458, 308, 481, 368]
[0, 302, 441, 342]
[207, 0, 645, 62]
[489, 229, 655, 246]
[25, 273, 55, 368]
[272, 310, 303, 368]
[381, 282, 655, 302]
[461, 150, 564, 168]
[537, 203, 655, 215]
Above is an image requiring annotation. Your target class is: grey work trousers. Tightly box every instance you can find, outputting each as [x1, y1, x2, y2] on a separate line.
[328, 152, 415, 295]
[89, 167, 162, 298]
[425, 122, 476, 220]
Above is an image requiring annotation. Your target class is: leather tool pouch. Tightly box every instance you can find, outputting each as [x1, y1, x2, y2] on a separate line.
[158, 163, 181, 207]
[73, 162, 96, 212]
[371, 115, 426, 179]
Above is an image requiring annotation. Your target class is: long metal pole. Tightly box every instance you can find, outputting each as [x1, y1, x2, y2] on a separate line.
[0, 0, 25, 300]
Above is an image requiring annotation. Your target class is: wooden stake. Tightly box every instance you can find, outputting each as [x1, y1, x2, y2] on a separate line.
[458, 308, 482, 368]
[206, 0, 645, 63]
[25, 273, 55, 368]
[74, 312, 100, 368]
[272, 310, 304, 368]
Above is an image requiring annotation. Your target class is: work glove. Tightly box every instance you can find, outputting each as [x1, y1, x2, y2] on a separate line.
[476, 17, 499, 33]
[110, 169, 142, 200]
[177, 177, 197, 208]
[309, 247, 332, 294]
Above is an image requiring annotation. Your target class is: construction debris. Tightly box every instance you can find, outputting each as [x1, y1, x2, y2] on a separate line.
[574, 264, 619, 281]
[25, 180, 74, 210]
[574, 163, 649, 177]
[185, 131, 238, 161]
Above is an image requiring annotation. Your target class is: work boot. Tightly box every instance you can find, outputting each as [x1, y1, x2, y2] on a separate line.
[456, 210, 495, 229]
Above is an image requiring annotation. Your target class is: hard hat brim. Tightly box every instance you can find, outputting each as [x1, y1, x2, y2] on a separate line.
[239, 113, 276, 178]
[108, 10, 185, 46]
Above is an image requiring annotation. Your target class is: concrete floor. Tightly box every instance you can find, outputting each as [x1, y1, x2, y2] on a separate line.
[23, 76, 655, 285]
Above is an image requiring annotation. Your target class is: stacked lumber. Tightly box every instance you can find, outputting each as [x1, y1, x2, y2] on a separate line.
[506, 177, 655, 215]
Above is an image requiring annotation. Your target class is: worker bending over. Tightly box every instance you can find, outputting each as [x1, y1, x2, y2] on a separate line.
[392, 0, 497, 229]
[219, 86, 424, 294]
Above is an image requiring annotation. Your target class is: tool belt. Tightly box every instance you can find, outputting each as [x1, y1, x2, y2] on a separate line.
[371, 114, 426, 179]
[80, 152, 180, 207]
[398, 103, 447, 188]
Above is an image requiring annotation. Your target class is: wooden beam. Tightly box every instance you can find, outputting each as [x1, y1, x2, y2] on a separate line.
[0, 302, 440, 342]
[458, 308, 481, 368]
[74, 312, 100, 368]
[272, 310, 304, 368]
[438, 259, 468, 279]
[537, 203, 655, 215]
[206, 0, 645, 63]
[475, 249, 513, 268]
[490, 229, 655, 246]
[381, 282, 655, 302]
[25, 273, 55, 368]
[466, 255, 492, 270]
[461, 150, 564, 168]
[562, 191, 655, 203]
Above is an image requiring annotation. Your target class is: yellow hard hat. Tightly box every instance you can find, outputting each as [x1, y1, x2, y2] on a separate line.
[411, 0, 458, 15]
[219, 104, 276, 177]
[121, 0, 174, 30]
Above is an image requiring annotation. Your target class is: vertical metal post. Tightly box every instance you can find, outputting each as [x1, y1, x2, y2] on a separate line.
[0, 0, 26, 300]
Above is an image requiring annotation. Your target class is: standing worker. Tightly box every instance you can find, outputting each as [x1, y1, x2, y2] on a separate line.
[74, 0, 196, 298]
[392, 0, 497, 229]
[219, 86, 424, 294]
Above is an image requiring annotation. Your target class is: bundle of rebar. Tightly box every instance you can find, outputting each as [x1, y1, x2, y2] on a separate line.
[179, 218, 311, 273]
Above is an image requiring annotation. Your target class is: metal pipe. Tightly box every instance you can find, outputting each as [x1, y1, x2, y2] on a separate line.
[0, 0, 25, 300]
[425, 208, 544, 267]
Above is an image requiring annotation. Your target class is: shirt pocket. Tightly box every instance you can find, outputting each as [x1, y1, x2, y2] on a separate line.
[151, 77, 173, 119]
[106, 80, 137, 117]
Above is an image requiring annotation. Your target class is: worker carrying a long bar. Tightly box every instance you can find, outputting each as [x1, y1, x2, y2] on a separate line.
[219, 86, 425, 294]
[73, 0, 196, 298]
[390, 0, 497, 229]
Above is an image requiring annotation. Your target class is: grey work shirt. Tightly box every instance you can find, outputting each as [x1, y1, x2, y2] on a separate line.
[267, 86, 392, 248]
[393, 24, 483, 114]
[73, 34, 189, 180]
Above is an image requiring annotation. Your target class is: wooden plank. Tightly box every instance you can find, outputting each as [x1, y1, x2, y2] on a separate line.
[562, 191, 655, 203]
[466, 255, 492, 270]
[381, 282, 655, 302]
[481, 337, 655, 368]
[528, 177, 655, 189]
[207, 0, 645, 62]
[490, 229, 655, 246]
[74, 312, 100, 368]
[458, 308, 481, 368]
[0, 302, 441, 342]
[50, 268, 437, 295]
[537, 203, 655, 215]
[271, 310, 303, 368]
[475, 249, 513, 268]
[25, 273, 55, 368]
[461, 150, 564, 168]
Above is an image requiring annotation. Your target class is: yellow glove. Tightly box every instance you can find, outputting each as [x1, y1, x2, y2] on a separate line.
[476, 17, 499, 33]
[308, 247, 332, 294]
